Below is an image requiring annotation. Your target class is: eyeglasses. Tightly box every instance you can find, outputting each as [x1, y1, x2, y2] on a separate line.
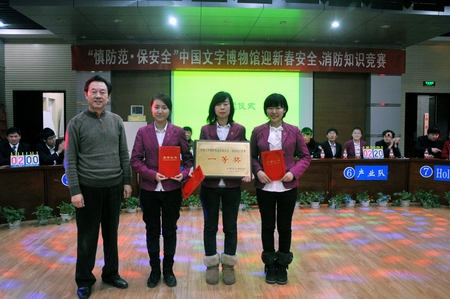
[47, 135, 57, 140]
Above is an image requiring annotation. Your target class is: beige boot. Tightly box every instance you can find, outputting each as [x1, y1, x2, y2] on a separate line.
[204, 253, 220, 285]
[221, 253, 238, 285]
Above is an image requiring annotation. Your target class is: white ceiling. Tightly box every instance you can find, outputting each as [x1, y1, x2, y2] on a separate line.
[4, 0, 450, 49]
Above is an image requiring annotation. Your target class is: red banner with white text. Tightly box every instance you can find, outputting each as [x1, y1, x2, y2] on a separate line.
[71, 45, 405, 74]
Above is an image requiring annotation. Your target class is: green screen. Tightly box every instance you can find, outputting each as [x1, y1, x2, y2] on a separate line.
[172, 71, 300, 140]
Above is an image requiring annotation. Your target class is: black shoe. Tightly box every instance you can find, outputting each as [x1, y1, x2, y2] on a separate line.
[264, 264, 277, 284]
[77, 286, 91, 299]
[276, 265, 288, 285]
[163, 270, 177, 287]
[147, 269, 161, 288]
[102, 277, 128, 289]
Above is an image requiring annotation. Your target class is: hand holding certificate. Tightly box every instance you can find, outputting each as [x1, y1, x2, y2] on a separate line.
[158, 146, 181, 178]
[261, 149, 286, 181]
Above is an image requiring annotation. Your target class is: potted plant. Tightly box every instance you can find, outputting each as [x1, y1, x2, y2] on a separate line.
[186, 194, 201, 210]
[57, 201, 76, 221]
[445, 191, 450, 207]
[0, 206, 26, 228]
[392, 190, 414, 207]
[240, 190, 257, 211]
[376, 192, 391, 207]
[356, 190, 372, 207]
[32, 204, 55, 225]
[328, 193, 346, 209]
[298, 191, 327, 209]
[414, 189, 440, 209]
[344, 194, 356, 208]
[122, 196, 140, 213]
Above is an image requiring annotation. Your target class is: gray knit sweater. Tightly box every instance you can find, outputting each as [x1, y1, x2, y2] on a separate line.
[64, 109, 132, 196]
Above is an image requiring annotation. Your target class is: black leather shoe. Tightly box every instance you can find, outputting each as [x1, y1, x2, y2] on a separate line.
[103, 277, 128, 289]
[147, 269, 161, 288]
[163, 270, 177, 287]
[77, 286, 91, 299]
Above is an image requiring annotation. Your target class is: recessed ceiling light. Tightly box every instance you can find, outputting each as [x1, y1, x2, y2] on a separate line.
[113, 19, 122, 23]
[332, 21, 339, 28]
[169, 17, 177, 26]
[354, 40, 360, 43]
[381, 25, 390, 29]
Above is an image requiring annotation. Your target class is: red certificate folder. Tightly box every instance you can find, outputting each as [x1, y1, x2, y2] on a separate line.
[182, 165, 205, 200]
[158, 146, 181, 178]
[261, 149, 286, 181]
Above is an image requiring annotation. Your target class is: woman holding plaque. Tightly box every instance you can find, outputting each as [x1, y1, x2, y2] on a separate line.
[130, 93, 193, 288]
[200, 91, 251, 286]
[250, 93, 311, 285]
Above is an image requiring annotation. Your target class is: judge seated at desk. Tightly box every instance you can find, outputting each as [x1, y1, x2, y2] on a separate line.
[35, 128, 64, 165]
[0, 126, 31, 166]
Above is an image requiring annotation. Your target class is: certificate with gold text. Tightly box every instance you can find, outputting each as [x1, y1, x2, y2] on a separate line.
[194, 140, 251, 178]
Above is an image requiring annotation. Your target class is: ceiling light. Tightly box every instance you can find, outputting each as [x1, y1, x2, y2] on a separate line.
[169, 17, 177, 26]
[381, 25, 391, 29]
[112, 19, 122, 23]
[0, 22, 5, 27]
[332, 21, 339, 28]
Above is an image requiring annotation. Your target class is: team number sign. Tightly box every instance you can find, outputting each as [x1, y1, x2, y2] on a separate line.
[10, 153, 40, 168]
[362, 147, 384, 159]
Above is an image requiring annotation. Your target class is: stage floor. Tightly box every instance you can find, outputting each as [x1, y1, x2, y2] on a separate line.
[1, 204, 449, 299]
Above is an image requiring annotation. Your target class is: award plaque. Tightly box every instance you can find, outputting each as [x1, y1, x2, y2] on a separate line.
[194, 140, 251, 178]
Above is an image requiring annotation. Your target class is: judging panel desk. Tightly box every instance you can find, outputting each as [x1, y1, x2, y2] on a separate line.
[1, 159, 449, 223]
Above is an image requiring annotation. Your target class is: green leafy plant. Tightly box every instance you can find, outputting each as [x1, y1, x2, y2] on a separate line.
[186, 194, 201, 208]
[444, 191, 450, 205]
[376, 192, 391, 202]
[328, 193, 348, 209]
[392, 190, 414, 206]
[32, 204, 56, 225]
[0, 206, 26, 223]
[240, 190, 257, 211]
[121, 196, 140, 209]
[414, 189, 440, 209]
[356, 190, 372, 203]
[57, 201, 76, 216]
[298, 191, 327, 205]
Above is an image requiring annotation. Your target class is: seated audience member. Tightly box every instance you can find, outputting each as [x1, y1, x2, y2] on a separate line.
[183, 126, 195, 150]
[375, 130, 402, 158]
[35, 127, 64, 165]
[0, 127, 31, 166]
[320, 128, 342, 158]
[441, 132, 450, 160]
[301, 127, 321, 158]
[415, 127, 444, 158]
[343, 127, 367, 159]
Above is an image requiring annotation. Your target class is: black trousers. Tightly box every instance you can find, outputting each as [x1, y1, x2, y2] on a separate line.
[75, 183, 123, 287]
[256, 188, 297, 253]
[140, 188, 182, 261]
[200, 186, 241, 256]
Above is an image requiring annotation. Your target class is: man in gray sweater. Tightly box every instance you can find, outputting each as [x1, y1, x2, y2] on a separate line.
[65, 75, 132, 299]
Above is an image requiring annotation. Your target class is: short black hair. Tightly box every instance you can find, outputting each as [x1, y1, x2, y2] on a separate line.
[326, 128, 338, 135]
[183, 126, 192, 133]
[427, 126, 440, 134]
[84, 75, 112, 95]
[6, 127, 21, 136]
[40, 127, 55, 140]
[382, 130, 395, 138]
[263, 93, 288, 118]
